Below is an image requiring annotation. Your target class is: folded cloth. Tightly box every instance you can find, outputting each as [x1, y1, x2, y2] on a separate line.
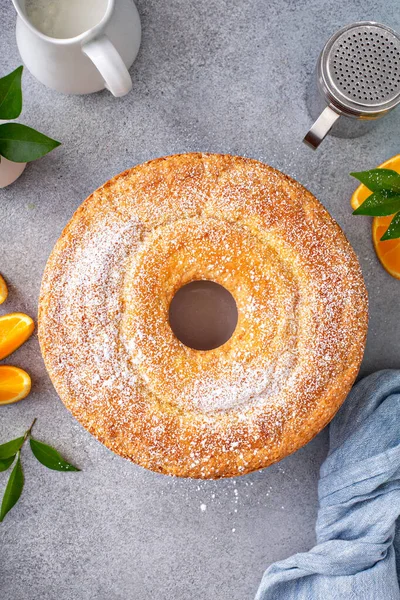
[255, 370, 400, 600]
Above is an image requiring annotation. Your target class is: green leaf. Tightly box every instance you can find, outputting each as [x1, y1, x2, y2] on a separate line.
[353, 190, 400, 217]
[0, 123, 61, 163]
[381, 211, 400, 241]
[0, 436, 24, 460]
[0, 66, 23, 120]
[350, 169, 400, 193]
[30, 438, 80, 472]
[0, 454, 24, 522]
[0, 456, 16, 472]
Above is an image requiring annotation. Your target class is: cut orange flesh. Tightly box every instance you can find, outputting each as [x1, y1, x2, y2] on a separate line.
[0, 274, 8, 304]
[0, 313, 35, 360]
[351, 154, 400, 280]
[0, 365, 31, 405]
[372, 216, 400, 279]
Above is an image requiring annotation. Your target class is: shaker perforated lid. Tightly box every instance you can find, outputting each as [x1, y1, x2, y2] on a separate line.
[318, 21, 400, 116]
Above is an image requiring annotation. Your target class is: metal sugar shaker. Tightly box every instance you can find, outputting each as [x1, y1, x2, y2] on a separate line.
[303, 21, 400, 149]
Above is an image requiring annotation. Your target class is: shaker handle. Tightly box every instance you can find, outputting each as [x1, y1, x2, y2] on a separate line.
[303, 106, 341, 149]
[82, 35, 132, 98]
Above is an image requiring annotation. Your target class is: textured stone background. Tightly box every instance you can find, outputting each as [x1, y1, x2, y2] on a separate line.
[0, 1, 399, 599]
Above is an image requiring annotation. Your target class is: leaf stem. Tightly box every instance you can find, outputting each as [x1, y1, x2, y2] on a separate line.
[24, 418, 37, 442]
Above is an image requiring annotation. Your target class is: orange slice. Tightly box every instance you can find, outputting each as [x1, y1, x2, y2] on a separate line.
[0, 313, 35, 360]
[351, 154, 400, 279]
[0, 274, 8, 304]
[0, 365, 31, 405]
[350, 154, 400, 210]
[372, 215, 400, 279]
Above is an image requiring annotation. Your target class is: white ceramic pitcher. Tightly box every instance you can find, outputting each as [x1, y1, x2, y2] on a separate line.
[12, 0, 141, 97]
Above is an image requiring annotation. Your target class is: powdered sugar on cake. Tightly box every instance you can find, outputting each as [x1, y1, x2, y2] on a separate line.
[38, 153, 368, 478]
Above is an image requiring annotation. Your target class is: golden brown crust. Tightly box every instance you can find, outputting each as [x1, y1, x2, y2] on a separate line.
[38, 153, 368, 478]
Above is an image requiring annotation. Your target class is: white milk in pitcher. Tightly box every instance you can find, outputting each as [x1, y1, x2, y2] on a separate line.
[25, 0, 109, 39]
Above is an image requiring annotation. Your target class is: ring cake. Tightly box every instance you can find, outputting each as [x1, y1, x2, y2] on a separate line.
[39, 153, 368, 478]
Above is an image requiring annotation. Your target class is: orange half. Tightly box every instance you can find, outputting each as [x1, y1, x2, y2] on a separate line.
[351, 154, 400, 280]
[0, 274, 8, 305]
[0, 313, 35, 360]
[0, 365, 31, 405]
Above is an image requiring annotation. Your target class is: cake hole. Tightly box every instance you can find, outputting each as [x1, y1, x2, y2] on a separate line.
[168, 280, 238, 351]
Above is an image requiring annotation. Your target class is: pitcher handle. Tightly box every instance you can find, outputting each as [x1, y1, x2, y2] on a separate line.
[82, 35, 132, 98]
[303, 106, 341, 149]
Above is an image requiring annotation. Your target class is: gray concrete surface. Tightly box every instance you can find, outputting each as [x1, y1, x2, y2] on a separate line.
[0, 1, 399, 599]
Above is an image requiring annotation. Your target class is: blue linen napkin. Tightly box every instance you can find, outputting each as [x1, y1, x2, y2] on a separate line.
[255, 370, 400, 600]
